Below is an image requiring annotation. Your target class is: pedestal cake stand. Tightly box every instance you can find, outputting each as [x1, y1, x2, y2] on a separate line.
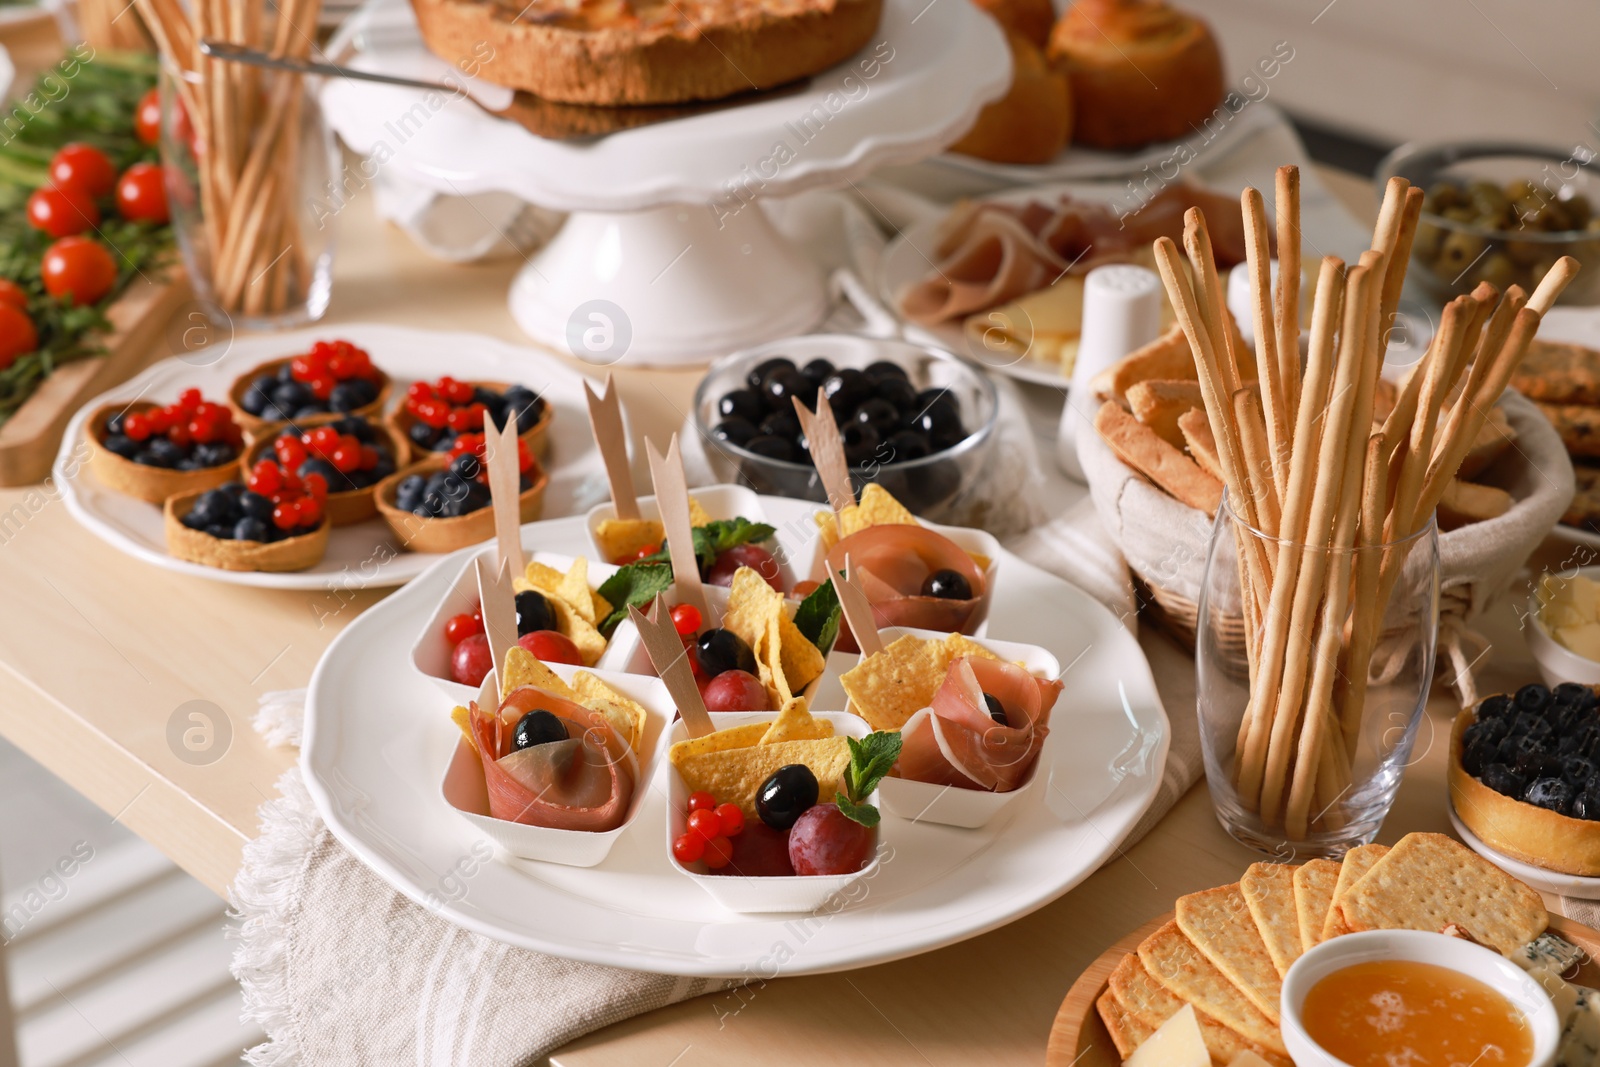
[321, 0, 1009, 365]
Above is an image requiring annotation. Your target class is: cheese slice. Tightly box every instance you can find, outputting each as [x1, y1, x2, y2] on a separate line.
[1126, 1004, 1208, 1067]
[1515, 933, 1587, 978]
[1558, 985, 1600, 1066]
[1225, 1053, 1276, 1067]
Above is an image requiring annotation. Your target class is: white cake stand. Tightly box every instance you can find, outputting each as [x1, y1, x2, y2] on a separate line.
[322, 0, 1009, 366]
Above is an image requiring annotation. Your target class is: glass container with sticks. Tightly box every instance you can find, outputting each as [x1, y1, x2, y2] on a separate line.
[1173, 166, 1580, 855]
[136, 0, 335, 327]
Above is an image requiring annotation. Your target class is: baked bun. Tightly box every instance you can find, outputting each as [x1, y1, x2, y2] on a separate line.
[969, 0, 1055, 49]
[948, 33, 1072, 165]
[1047, 0, 1224, 150]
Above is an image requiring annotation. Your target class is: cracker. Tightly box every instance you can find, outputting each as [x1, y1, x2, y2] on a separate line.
[1090, 324, 1194, 401]
[1240, 862, 1302, 978]
[1096, 988, 1152, 1060]
[1096, 401, 1223, 516]
[1176, 883, 1281, 1022]
[1126, 379, 1205, 449]
[1107, 954, 1285, 1065]
[1320, 843, 1389, 942]
[1338, 832, 1547, 955]
[1292, 859, 1340, 951]
[1137, 921, 1285, 1055]
[1178, 408, 1224, 482]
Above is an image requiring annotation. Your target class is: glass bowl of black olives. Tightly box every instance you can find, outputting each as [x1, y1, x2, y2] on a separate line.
[694, 335, 998, 523]
[1378, 141, 1600, 305]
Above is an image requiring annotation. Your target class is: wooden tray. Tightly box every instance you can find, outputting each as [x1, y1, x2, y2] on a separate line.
[0, 268, 191, 487]
[1044, 912, 1600, 1067]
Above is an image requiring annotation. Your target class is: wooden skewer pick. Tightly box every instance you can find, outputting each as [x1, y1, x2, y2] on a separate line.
[793, 391, 856, 514]
[645, 434, 709, 622]
[630, 601, 714, 739]
[584, 375, 640, 520]
[475, 556, 518, 700]
[834, 554, 884, 657]
[483, 409, 525, 579]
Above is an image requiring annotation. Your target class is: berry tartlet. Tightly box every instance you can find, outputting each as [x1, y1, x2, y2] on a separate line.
[390, 376, 551, 461]
[87, 391, 245, 504]
[164, 476, 331, 572]
[375, 431, 547, 554]
[242, 416, 408, 526]
[1449, 681, 1600, 876]
[229, 339, 391, 431]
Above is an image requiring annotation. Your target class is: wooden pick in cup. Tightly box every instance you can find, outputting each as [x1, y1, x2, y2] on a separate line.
[475, 556, 518, 699]
[483, 409, 525, 578]
[645, 434, 710, 622]
[584, 374, 639, 520]
[629, 601, 714, 739]
[835, 554, 884, 657]
[792, 390, 855, 515]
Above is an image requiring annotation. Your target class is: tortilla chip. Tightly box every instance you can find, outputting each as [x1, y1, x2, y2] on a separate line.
[672, 735, 851, 817]
[816, 509, 841, 554]
[515, 558, 609, 627]
[687, 496, 712, 527]
[760, 697, 834, 744]
[670, 722, 771, 759]
[723, 567, 825, 705]
[594, 518, 664, 564]
[450, 705, 476, 751]
[545, 595, 607, 666]
[571, 671, 647, 752]
[839, 632, 1000, 731]
[501, 646, 578, 701]
[847, 484, 918, 533]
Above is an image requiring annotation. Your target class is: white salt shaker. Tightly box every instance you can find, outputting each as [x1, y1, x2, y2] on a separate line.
[1227, 259, 1279, 348]
[1057, 264, 1162, 480]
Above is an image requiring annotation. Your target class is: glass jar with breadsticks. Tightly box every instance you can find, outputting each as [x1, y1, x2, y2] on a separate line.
[1170, 166, 1580, 853]
[132, 0, 336, 326]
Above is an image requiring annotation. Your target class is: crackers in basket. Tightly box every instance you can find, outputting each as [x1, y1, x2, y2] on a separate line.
[1096, 832, 1556, 1066]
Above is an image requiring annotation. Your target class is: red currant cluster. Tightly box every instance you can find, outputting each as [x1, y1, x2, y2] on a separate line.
[276, 425, 381, 479]
[289, 340, 380, 401]
[246, 459, 328, 532]
[123, 388, 242, 449]
[445, 432, 535, 486]
[673, 791, 746, 870]
[405, 376, 484, 432]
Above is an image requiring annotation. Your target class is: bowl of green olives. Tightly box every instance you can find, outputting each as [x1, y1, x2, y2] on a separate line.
[1378, 141, 1600, 305]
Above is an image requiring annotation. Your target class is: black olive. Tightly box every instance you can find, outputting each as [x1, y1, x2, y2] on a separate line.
[761, 368, 813, 412]
[717, 388, 765, 424]
[821, 369, 874, 414]
[983, 693, 1006, 725]
[800, 358, 836, 387]
[854, 398, 900, 436]
[840, 421, 881, 468]
[696, 628, 756, 677]
[746, 356, 795, 391]
[864, 360, 909, 383]
[512, 710, 568, 750]
[713, 417, 758, 448]
[921, 568, 972, 599]
[744, 434, 798, 462]
[756, 764, 819, 830]
[875, 376, 919, 412]
[515, 589, 557, 636]
[758, 411, 802, 441]
[884, 430, 931, 463]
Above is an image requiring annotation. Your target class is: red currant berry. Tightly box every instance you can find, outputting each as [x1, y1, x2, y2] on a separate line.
[687, 791, 717, 813]
[672, 833, 706, 865]
[715, 803, 744, 837]
[702, 836, 734, 870]
[670, 604, 701, 636]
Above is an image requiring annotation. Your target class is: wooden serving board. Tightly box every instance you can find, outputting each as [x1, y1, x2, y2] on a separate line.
[0, 267, 190, 487]
[1044, 912, 1600, 1067]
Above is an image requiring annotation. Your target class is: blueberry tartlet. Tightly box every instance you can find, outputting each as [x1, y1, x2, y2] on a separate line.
[88, 391, 245, 504]
[243, 416, 408, 526]
[375, 431, 547, 554]
[229, 339, 391, 432]
[164, 478, 330, 573]
[1449, 681, 1600, 876]
[390, 376, 551, 461]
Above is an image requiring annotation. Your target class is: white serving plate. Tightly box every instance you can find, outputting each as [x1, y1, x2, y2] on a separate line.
[302, 497, 1171, 976]
[440, 662, 672, 867]
[1449, 804, 1600, 902]
[52, 324, 621, 590]
[664, 710, 877, 914]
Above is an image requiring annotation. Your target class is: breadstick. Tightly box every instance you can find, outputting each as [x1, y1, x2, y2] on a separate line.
[1385, 297, 1472, 542]
[1242, 188, 1290, 503]
[1183, 210, 1247, 400]
[1235, 389, 1280, 537]
[1528, 256, 1581, 315]
[1337, 432, 1392, 754]
[1275, 166, 1302, 429]
[1377, 188, 1425, 348]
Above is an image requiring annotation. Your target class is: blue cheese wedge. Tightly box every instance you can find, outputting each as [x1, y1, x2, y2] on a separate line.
[1559, 985, 1600, 1066]
[1516, 933, 1588, 978]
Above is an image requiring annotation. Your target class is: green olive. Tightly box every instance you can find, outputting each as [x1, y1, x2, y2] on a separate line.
[1468, 251, 1515, 290]
[1504, 239, 1543, 266]
[1427, 182, 1464, 212]
[1435, 231, 1487, 277]
[1412, 222, 1444, 260]
[1442, 206, 1479, 225]
[1506, 179, 1538, 201]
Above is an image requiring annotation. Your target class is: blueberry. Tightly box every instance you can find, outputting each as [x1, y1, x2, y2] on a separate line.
[821, 369, 873, 414]
[191, 488, 235, 527]
[240, 491, 275, 522]
[204, 522, 232, 539]
[983, 693, 1006, 725]
[241, 376, 275, 416]
[193, 442, 236, 468]
[459, 479, 492, 515]
[408, 421, 443, 450]
[504, 388, 544, 434]
[761, 368, 813, 412]
[476, 386, 504, 408]
[276, 363, 297, 383]
[512, 710, 568, 750]
[395, 474, 426, 512]
[1516, 683, 1553, 714]
[273, 380, 312, 413]
[180, 509, 208, 530]
[840, 421, 879, 467]
[221, 480, 246, 498]
[712, 417, 757, 448]
[758, 411, 801, 441]
[1525, 776, 1574, 814]
[884, 430, 931, 463]
[921, 568, 972, 599]
[293, 405, 324, 420]
[1515, 749, 1562, 780]
[173, 458, 201, 471]
[799, 359, 835, 387]
[1481, 762, 1526, 798]
[369, 455, 396, 481]
[1565, 756, 1596, 785]
[1555, 682, 1592, 708]
[136, 443, 177, 468]
[1477, 694, 1514, 721]
[449, 453, 481, 481]
[1575, 789, 1600, 820]
[744, 435, 797, 462]
[874, 376, 919, 412]
[1462, 736, 1493, 777]
[300, 456, 341, 482]
[102, 432, 138, 458]
[746, 356, 796, 392]
[696, 628, 756, 677]
[854, 398, 900, 436]
[756, 764, 819, 830]
[234, 517, 269, 542]
[717, 388, 764, 424]
[1461, 721, 1487, 749]
[515, 590, 556, 637]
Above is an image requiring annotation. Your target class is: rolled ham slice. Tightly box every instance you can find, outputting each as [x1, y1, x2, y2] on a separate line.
[896, 657, 1063, 791]
[468, 685, 635, 832]
[827, 524, 986, 638]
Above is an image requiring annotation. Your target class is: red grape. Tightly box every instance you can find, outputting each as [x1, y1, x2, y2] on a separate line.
[450, 633, 493, 687]
[702, 670, 770, 712]
[788, 804, 874, 876]
[707, 821, 795, 877]
[706, 543, 783, 592]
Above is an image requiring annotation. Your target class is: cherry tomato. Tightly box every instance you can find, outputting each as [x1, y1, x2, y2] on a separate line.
[715, 802, 745, 837]
[0, 279, 29, 312]
[672, 832, 705, 865]
[792, 580, 822, 598]
[670, 603, 701, 636]
[450, 633, 493, 687]
[48, 143, 115, 199]
[706, 543, 783, 592]
[702, 836, 734, 870]
[629, 542, 661, 562]
[516, 629, 582, 666]
[687, 791, 717, 813]
[443, 612, 482, 646]
[134, 87, 161, 147]
[115, 163, 169, 224]
[702, 670, 770, 713]
[0, 304, 38, 370]
[40, 236, 117, 305]
[27, 185, 99, 238]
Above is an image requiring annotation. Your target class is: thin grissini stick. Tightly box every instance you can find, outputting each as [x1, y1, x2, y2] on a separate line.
[1376, 188, 1425, 352]
[1183, 210, 1247, 400]
[1388, 282, 1508, 477]
[1384, 297, 1471, 543]
[1233, 257, 1345, 792]
[1367, 177, 1410, 292]
[1242, 188, 1290, 502]
[1235, 389, 1281, 538]
[1338, 432, 1393, 755]
[1258, 263, 1378, 821]
[1275, 166, 1303, 429]
[1528, 255, 1581, 315]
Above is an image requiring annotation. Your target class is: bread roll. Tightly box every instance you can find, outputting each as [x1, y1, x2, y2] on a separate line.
[970, 0, 1056, 48]
[1047, 0, 1224, 150]
[948, 32, 1072, 165]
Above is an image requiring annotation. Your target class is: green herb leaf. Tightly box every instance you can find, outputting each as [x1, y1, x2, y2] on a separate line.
[595, 562, 674, 637]
[793, 578, 841, 655]
[630, 517, 777, 573]
[837, 731, 902, 826]
[834, 793, 881, 828]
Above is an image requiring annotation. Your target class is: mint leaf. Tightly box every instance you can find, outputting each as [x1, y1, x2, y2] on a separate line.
[628, 517, 776, 574]
[837, 732, 902, 825]
[595, 562, 674, 637]
[835, 793, 881, 828]
[793, 579, 842, 655]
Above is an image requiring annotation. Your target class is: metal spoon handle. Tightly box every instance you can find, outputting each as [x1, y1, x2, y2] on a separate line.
[197, 38, 454, 94]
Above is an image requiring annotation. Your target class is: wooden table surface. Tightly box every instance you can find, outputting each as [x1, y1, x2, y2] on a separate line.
[0, 24, 1568, 1066]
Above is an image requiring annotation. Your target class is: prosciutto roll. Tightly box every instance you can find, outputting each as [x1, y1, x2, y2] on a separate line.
[468, 686, 636, 832]
[826, 524, 986, 639]
[896, 657, 1063, 791]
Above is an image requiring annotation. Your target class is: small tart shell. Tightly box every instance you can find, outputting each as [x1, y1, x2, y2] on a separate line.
[226, 356, 392, 434]
[387, 380, 553, 462]
[87, 402, 240, 505]
[374, 456, 548, 555]
[1449, 704, 1600, 876]
[163, 489, 331, 573]
[241, 418, 412, 527]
